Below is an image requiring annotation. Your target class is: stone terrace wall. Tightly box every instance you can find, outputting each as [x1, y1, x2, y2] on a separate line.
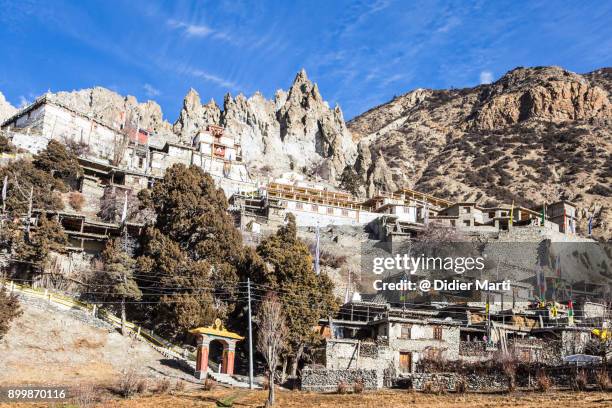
[459, 341, 488, 357]
[301, 368, 382, 392]
[401, 364, 610, 391]
[406, 372, 508, 392]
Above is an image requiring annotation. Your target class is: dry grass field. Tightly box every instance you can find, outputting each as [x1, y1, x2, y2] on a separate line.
[115, 389, 612, 408]
[2, 388, 611, 408]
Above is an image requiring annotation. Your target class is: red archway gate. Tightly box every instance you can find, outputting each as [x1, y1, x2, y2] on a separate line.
[189, 319, 244, 380]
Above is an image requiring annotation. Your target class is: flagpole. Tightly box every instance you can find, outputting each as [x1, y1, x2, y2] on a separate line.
[1, 175, 7, 227]
[314, 221, 320, 275]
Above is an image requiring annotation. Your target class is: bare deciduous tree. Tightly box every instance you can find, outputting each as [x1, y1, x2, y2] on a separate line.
[256, 294, 287, 407]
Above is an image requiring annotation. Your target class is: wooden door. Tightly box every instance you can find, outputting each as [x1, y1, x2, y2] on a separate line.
[399, 352, 412, 373]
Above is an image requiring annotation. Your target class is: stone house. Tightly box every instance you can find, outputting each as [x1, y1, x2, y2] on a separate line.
[378, 316, 461, 373]
[319, 312, 460, 376]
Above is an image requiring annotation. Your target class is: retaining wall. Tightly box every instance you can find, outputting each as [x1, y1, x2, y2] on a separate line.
[301, 368, 382, 392]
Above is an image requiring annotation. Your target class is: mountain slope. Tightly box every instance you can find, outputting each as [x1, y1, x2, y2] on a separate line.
[348, 66, 612, 240]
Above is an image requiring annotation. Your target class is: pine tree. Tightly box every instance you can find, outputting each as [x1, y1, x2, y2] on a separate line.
[136, 164, 248, 339]
[0, 139, 82, 215]
[0, 141, 77, 278]
[99, 238, 141, 335]
[33, 140, 82, 183]
[12, 216, 68, 272]
[0, 160, 65, 213]
[0, 289, 21, 340]
[256, 213, 338, 378]
[137, 228, 217, 337]
[148, 164, 242, 264]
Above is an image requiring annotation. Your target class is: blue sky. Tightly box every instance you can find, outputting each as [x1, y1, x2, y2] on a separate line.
[0, 0, 610, 120]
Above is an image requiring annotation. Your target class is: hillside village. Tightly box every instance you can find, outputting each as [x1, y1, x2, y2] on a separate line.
[0, 66, 610, 397]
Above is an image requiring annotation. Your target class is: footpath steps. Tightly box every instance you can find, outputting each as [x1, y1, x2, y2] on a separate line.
[209, 372, 255, 388]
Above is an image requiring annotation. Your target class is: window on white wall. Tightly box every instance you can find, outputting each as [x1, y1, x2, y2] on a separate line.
[433, 326, 443, 340]
[400, 324, 412, 339]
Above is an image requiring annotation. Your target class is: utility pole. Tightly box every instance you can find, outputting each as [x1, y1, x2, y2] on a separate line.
[120, 193, 129, 336]
[247, 278, 254, 389]
[1, 175, 7, 228]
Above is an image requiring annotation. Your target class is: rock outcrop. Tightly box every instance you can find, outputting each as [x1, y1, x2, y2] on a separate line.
[0, 92, 17, 123]
[173, 69, 357, 181]
[469, 67, 611, 129]
[50, 87, 173, 135]
[348, 66, 612, 240]
[173, 88, 221, 144]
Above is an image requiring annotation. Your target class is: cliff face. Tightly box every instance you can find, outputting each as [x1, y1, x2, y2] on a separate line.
[173, 70, 356, 181]
[468, 67, 611, 129]
[50, 87, 173, 135]
[0, 92, 16, 123]
[348, 66, 612, 240]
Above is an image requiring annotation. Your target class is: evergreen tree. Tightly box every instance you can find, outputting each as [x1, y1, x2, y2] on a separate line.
[0, 140, 82, 277]
[0, 289, 21, 340]
[0, 160, 65, 213]
[98, 238, 141, 335]
[256, 213, 338, 378]
[137, 228, 217, 337]
[136, 164, 248, 339]
[148, 164, 242, 264]
[0, 140, 83, 215]
[33, 140, 82, 183]
[12, 216, 68, 272]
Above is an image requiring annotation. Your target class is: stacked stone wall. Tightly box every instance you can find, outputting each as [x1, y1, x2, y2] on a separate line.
[301, 368, 381, 392]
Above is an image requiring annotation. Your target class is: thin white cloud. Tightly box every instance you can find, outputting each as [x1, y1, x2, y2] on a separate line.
[18, 95, 30, 108]
[188, 68, 239, 90]
[167, 19, 213, 37]
[437, 16, 461, 33]
[382, 73, 404, 86]
[336, 0, 392, 37]
[479, 70, 494, 84]
[143, 83, 161, 98]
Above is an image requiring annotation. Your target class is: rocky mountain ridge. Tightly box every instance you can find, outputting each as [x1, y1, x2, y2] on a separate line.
[1, 66, 610, 239]
[347, 66, 611, 240]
